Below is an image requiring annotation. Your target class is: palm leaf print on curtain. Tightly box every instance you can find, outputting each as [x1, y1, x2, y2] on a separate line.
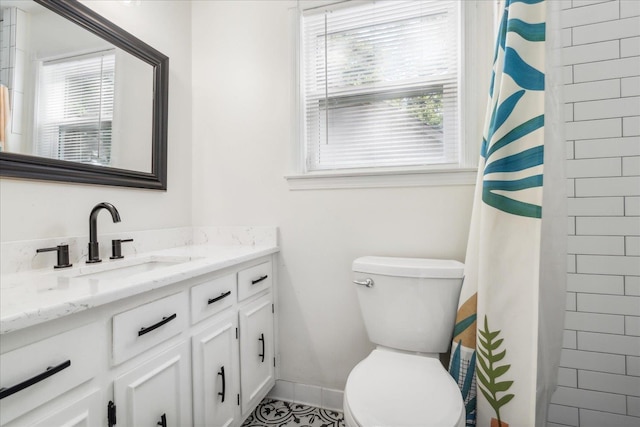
[448, 1, 546, 426]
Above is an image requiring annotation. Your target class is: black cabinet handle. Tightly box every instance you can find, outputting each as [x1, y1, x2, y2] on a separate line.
[208, 291, 231, 305]
[218, 366, 226, 403]
[138, 314, 177, 337]
[0, 360, 71, 400]
[258, 333, 265, 363]
[157, 413, 167, 427]
[107, 401, 117, 427]
[251, 275, 268, 285]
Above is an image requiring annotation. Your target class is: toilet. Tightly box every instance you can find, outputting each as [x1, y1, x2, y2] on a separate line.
[343, 256, 466, 427]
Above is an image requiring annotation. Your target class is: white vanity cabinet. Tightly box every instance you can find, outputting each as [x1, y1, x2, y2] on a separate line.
[191, 261, 275, 423]
[0, 254, 277, 427]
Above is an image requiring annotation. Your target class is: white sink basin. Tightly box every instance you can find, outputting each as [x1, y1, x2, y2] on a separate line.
[67, 256, 196, 280]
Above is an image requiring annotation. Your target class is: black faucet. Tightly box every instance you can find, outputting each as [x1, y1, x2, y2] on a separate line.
[87, 202, 121, 263]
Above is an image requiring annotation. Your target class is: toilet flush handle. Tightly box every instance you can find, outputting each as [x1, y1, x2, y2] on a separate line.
[353, 278, 374, 288]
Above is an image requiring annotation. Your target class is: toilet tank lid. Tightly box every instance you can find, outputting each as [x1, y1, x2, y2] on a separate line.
[353, 256, 464, 279]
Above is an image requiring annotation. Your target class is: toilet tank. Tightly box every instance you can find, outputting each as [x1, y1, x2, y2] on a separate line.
[352, 256, 464, 354]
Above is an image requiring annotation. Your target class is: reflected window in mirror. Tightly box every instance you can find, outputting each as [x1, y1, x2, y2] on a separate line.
[37, 49, 115, 166]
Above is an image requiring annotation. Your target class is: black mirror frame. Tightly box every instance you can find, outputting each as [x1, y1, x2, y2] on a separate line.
[0, 0, 168, 190]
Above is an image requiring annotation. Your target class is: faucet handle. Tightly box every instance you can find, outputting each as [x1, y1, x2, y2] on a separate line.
[110, 239, 134, 260]
[36, 244, 73, 269]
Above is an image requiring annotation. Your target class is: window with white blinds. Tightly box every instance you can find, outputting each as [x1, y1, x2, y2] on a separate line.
[36, 50, 115, 166]
[301, 0, 460, 172]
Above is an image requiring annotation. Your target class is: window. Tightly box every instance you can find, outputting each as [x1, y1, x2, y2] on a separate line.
[291, 0, 494, 188]
[36, 50, 115, 166]
[302, 0, 459, 172]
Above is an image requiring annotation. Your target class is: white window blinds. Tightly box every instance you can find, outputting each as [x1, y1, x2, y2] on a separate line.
[301, 0, 460, 172]
[36, 50, 115, 166]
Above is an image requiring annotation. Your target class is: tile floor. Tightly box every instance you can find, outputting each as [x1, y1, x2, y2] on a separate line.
[242, 398, 345, 427]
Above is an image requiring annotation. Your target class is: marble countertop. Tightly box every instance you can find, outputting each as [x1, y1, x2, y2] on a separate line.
[0, 243, 279, 335]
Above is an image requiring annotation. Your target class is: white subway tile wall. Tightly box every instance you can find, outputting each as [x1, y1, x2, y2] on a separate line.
[549, 1, 640, 425]
[559, 367, 580, 388]
[626, 197, 640, 216]
[621, 76, 640, 96]
[628, 396, 640, 416]
[624, 116, 640, 135]
[0, 7, 27, 149]
[628, 356, 640, 376]
[560, 349, 626, 374]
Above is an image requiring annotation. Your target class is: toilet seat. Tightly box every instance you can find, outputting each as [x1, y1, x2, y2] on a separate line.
[343, 349, 465, 427]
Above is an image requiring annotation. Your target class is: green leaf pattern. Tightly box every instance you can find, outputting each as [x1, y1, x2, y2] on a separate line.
[476, 316, 514, 427]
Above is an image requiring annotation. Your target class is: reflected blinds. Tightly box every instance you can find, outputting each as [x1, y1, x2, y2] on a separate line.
[36, 50, 115, 165]
[302, 0, 460, 171]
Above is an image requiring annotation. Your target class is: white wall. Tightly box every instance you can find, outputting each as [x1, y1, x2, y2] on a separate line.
[111, 49, 154, 172]
[191, 0, 475, 390]
[0, 0, 192, 242]
[548, 1, 640, 426]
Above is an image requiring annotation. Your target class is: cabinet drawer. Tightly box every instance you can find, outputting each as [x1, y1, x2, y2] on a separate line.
[0, 323, 102, 425]
[112, 292, 188, 365]
[237, 261, 272, 301]
[191, 273, 236, 324]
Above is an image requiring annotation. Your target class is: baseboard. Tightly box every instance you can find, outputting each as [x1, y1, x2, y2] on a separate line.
[267, 380, 344, 412]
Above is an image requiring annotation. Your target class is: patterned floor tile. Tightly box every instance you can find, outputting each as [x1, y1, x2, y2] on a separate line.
[242, 398, 345, 427]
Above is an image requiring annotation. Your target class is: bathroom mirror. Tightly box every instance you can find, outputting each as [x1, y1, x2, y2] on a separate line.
[0, 0, 168, 190]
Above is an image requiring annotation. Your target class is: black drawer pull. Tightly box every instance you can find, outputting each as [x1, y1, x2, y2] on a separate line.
[258, 333, 265, 363]
[157, 413, 167, 427]
[138, 313, 177, 337]
[0, 360, 71, 400]
[251, 275, 268, 285]
[208, 291, 231, 305]
[218, 366, 226, 402]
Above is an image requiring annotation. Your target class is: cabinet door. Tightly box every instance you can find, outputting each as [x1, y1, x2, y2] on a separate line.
[113, 342, 191, 427]
[239, 294, 275, 414]
[31, 390, 102, 427]
[192, 315, 240, 427]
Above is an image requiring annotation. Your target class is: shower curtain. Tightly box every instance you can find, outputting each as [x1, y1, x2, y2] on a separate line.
[448, 0, 566, 426]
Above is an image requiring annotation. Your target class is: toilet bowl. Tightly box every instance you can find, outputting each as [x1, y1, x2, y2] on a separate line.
[343, 349, 465, 427]
[345, 256, 466, 427]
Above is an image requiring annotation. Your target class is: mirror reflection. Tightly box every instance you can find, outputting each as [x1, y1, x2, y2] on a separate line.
[0, 0, 153, 173]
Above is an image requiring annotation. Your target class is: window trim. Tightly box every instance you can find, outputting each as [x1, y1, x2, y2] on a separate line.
[285, 167, 478, 190]
[287, 0, 496, 189]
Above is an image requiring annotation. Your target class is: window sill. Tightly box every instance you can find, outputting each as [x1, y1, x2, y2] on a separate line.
[285, 167, 478, 190]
